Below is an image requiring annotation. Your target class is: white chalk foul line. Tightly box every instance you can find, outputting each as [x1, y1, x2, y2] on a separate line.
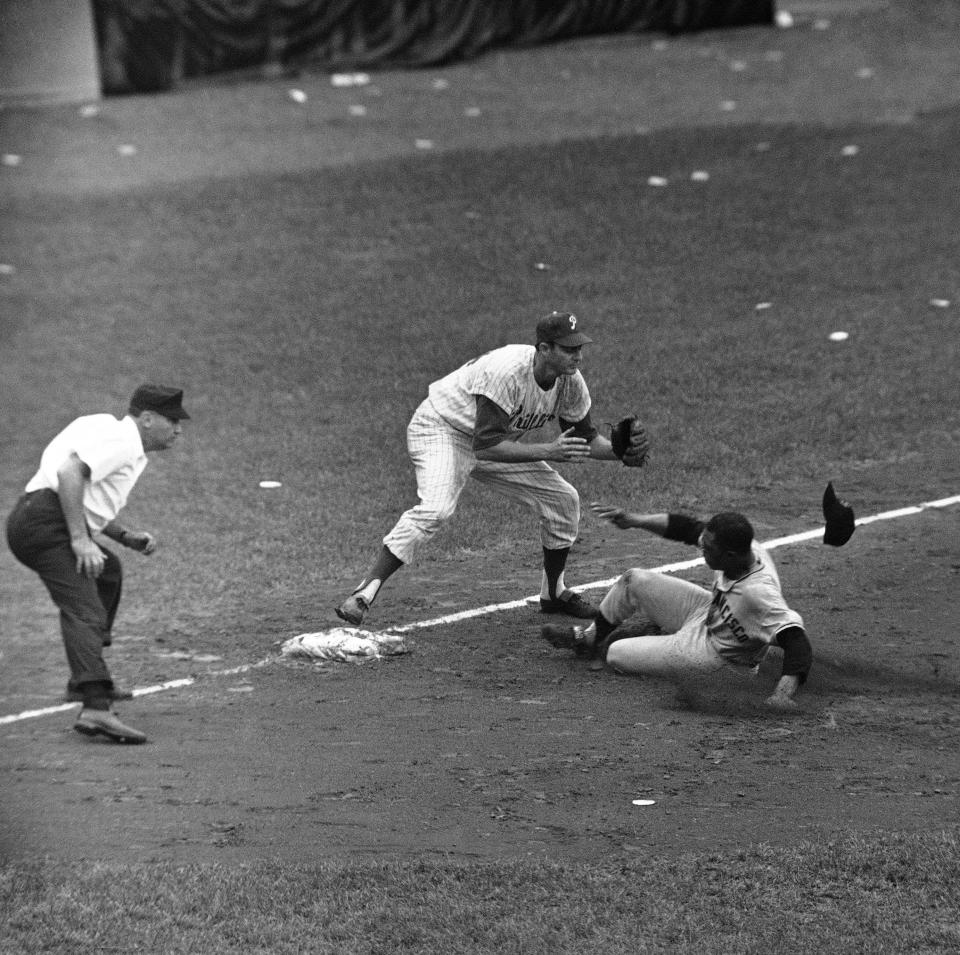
[2, 495, 957, 726]
[0, 678, 195, 726]
[0, 659, 273, 727]
[389, 493, 960, 633]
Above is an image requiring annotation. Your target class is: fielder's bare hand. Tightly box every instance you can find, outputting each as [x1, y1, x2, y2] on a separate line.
[547, 427, 591, 463]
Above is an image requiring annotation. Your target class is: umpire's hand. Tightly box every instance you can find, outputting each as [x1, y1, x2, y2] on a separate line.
[125, 530, 157, 555]
[72, 536, 105, 577]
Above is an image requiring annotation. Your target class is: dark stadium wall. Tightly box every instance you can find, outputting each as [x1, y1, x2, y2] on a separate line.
[90, 0, 773, 96]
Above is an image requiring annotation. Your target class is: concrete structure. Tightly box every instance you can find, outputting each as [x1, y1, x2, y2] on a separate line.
[0, 0, 100, 105]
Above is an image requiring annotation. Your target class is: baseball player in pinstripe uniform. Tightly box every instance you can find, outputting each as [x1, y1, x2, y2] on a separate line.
[542, 505, 813, 709]
[336, 311, 648, 626]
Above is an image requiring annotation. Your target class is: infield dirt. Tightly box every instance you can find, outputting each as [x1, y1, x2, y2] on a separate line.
[1, 1, 959, 864]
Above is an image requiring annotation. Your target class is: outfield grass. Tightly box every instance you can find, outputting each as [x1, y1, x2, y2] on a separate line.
[3, 830, 959, 954]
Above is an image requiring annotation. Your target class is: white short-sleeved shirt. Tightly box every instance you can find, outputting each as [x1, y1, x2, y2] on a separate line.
[706, 543, 804, 667]
[427, 344, 591, 436]
[25, 414, 147, 532]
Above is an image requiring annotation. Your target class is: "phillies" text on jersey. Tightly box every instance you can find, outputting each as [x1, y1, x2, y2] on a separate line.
[509, 406, 556, 432]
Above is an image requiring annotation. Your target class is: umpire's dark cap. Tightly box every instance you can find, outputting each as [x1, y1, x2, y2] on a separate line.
[536, 311, 593, 346]
[129, 384, 191, 420]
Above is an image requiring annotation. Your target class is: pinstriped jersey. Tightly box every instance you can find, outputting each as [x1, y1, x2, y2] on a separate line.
[706, 543, 805, 667]
[427, 344, 591, 436]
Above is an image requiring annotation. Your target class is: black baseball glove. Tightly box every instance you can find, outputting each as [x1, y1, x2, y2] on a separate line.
[822, 482, 856, 546]
[610, 415, 650, 468]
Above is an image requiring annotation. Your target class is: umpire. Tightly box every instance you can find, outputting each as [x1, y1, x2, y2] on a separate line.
[6, 384, 190, 744]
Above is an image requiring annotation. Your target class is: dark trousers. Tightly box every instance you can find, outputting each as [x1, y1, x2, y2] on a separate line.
[6, 489, 122, 691]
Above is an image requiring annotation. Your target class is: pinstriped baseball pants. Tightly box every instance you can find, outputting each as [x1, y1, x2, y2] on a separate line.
[383, 399, 580, 565]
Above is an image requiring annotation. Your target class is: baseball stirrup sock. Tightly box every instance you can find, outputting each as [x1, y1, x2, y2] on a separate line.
[593, 614, 616, 641]
[355, 580, 382, 604]
[541, 570, 568, 600]
[542, 546, 570, 599]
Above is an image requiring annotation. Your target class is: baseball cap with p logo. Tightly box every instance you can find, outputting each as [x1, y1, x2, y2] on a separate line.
[535, 311, 593, 347]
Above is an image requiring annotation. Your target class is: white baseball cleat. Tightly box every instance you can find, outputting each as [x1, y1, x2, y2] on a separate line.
[335, 593, 370, 626]
[73, 708, 147, 744]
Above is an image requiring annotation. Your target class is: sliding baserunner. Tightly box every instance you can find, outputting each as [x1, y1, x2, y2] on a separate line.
[541, 498, 852, 709]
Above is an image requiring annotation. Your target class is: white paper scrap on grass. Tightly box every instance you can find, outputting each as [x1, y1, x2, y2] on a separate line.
[281, 628, 408, 662]
[331, 72, 370, 87]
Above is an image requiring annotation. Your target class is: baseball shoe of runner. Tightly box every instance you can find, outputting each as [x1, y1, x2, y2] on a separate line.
[335, 593, 370, 626]
[539, 590, 597, 618]
[541, 623, 613, 669]
[541, 623, 593, 652]
[73, 708, 147, 745]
